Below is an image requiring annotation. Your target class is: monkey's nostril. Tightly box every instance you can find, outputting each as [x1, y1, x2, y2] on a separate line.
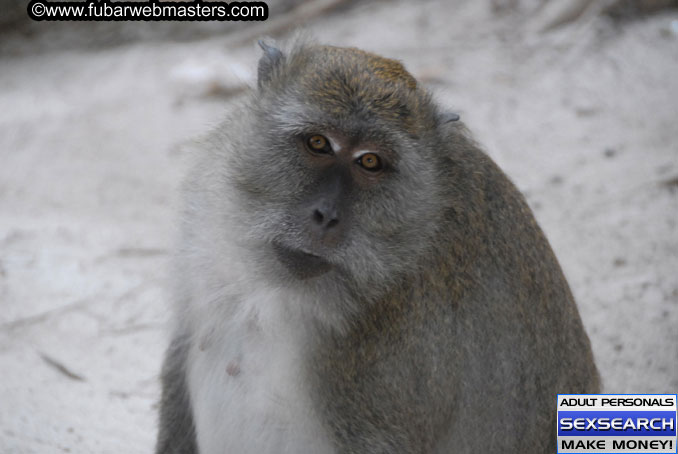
[313, 209, 324, 224]
[312, 208, 339, 229]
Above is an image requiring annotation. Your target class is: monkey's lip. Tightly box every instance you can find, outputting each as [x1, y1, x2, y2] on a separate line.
[271, 241, 333, 280]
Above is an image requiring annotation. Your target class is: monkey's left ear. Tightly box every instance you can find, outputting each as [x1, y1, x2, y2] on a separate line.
[438, 112, 461, 124]
[257, 39, 285, 89]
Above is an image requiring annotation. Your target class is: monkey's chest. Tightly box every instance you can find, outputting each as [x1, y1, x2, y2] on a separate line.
[187, 314, 334, 454]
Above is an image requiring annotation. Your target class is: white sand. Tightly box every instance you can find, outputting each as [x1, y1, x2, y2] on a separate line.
[1, 1, 676, 452]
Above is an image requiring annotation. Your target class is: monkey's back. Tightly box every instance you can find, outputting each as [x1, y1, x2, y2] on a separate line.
[311, 136, 599, 453]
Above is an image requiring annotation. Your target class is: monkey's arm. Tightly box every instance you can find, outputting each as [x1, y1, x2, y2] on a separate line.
[156, 333, 198, 454]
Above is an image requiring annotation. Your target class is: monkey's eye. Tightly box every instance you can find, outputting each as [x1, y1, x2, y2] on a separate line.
[306, 135, 332, 154]
[357, 153, 383, 172]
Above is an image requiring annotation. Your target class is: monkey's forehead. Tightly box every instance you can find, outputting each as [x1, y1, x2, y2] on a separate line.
[289, 46, 430, 134]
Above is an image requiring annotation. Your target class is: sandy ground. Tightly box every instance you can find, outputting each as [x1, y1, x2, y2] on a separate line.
[1, 1, 677, 452]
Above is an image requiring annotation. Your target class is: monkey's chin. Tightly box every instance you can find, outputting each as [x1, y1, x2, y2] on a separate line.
[271, 242, 333, 280]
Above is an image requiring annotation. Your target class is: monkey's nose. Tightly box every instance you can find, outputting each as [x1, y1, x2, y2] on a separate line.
[312, 207, 340, 230]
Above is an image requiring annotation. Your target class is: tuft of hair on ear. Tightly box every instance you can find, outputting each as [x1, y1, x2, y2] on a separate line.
[257, 39, 285, 89]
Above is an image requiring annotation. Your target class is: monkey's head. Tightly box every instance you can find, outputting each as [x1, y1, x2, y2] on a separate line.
[226, 42, 457, 306]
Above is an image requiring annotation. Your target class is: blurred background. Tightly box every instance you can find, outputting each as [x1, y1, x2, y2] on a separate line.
[1, 0, 677, 452]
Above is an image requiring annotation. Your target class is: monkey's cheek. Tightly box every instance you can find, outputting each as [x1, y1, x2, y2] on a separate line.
[271, 242, 333, 280]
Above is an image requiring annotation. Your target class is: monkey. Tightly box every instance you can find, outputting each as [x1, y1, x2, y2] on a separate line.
[155, 40, 600, 454]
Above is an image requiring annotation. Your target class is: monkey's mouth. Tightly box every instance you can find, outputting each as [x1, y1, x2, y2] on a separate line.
[271, 241, 333, 280]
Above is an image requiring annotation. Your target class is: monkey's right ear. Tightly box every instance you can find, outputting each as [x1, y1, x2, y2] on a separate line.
[438, 112, 461, 124]
[257, 40, 285, 89]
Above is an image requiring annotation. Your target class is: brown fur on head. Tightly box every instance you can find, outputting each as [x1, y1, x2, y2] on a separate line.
[310, 45, 418, 90]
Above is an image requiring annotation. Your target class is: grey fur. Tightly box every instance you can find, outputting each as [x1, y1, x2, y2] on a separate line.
[156, 334, 197, 454]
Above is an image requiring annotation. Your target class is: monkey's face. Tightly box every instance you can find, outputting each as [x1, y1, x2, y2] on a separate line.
[229, 106, 444, 301]
[226, 44, 446, 300]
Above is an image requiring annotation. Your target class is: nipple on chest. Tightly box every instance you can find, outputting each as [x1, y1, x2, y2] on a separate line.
[226, 360, 241, 377]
